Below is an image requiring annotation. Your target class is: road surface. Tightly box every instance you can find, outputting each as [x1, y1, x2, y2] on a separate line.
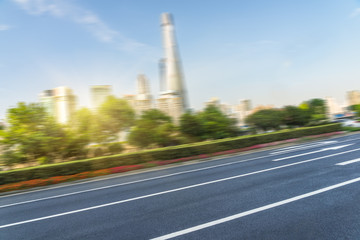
[1, 133, 360, 239]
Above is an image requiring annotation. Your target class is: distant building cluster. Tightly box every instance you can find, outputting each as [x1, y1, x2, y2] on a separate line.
[36, 13, 360, 126]
[124, 74, 153, 116]
[38, 13, 188, 124]
[204, 98, 253, 127]
[323, 90, 360, 119]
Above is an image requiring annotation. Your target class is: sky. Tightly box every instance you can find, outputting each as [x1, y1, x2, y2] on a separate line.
[1, 0, 360, 120]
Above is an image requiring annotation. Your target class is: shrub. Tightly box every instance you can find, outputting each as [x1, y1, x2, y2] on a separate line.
[342, 126, 360, 132]
[93, 147, 103, 157]
[107, 142, 124, 155]
[37, 156, 50, 165]
[0, 123, 341, 185]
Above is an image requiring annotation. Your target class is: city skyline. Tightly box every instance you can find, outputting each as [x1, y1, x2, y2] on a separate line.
[2, 0, 360, 119]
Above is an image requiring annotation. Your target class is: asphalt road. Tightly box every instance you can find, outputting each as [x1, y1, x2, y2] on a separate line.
[1, 133, 360, 239]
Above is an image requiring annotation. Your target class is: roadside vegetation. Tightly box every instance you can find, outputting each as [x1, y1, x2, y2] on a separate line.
[0, 95, 355, 188]
[0, 123, 341, 186]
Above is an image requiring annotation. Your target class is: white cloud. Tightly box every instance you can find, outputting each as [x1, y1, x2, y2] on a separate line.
[12, 0, 145, 50]
[0, 24, 11, 31]
[74, 11, 119, 43]
[13, 0, 64, 16]
[350, 8, 360, 18]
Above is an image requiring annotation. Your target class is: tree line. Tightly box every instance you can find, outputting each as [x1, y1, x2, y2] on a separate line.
[246, 99, 328, 131]
[0, 97, 329, 168]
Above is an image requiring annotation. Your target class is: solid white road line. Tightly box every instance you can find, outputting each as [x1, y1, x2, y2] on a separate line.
[336, 158, 360, 166]
[1, 147, 360, 229]
[272, 144, 353, 162]
[151, 176, 360, 240]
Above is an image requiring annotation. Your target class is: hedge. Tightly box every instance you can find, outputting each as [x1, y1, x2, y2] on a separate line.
[0, 123, 341, 185]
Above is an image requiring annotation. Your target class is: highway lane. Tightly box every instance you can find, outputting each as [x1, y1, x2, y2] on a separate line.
[1, 133, 360, 239]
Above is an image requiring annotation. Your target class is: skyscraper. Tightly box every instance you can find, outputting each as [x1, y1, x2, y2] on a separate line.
[347, 90, 360, 106]
[39, 89, 55, 116]
[135, 74, 153, 115]
[236, 99, 252, 127]
[137, 74, 151, 97]
[325, 97, 342, 120]
[39, 86, 77, 124]
[54, 87, 77, 124]
[90, 85, 112, 110]
[157, 13, 188, 122]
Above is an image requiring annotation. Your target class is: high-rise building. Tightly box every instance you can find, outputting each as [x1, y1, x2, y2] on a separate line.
[39, 89, 55, 116]
[90, 85, 112, 110]
[135, 74, 153, 115]
[157, 13, 188, 122]
[54, 87, 77, 124]
[39, 86, 77, 124]
[236, 99, 252, 127]
[157, 95, 183, 121]
[238, 100, 252, 112]
[325, 97, 343, 120]
[347, 90, 360, 106]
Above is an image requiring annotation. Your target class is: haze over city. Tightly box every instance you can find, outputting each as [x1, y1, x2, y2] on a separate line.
[1, 0, 360, 119]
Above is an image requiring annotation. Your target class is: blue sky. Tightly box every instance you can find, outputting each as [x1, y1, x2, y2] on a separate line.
[1, 0, 360, 120]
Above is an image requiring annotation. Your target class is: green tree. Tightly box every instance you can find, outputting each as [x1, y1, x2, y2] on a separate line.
[349, 104, 360, 118]
[179, 110, 204, 141]
[68, 107, 94, 143]
[94, 96, 135, 143]
[246, 109, 283, 131]
[197, 105, 239, 140]
[282, 105, 311, 128]
[61, 107, 101, 159]
[61, 130, 90, 160]
[127, 109, 179, 148]
[0, 102, 66, 165]
[302, 98, 327, 121]
[69, 108, 94, 137]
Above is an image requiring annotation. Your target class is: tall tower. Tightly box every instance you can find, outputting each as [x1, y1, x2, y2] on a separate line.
[157, 13, 188, 122]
